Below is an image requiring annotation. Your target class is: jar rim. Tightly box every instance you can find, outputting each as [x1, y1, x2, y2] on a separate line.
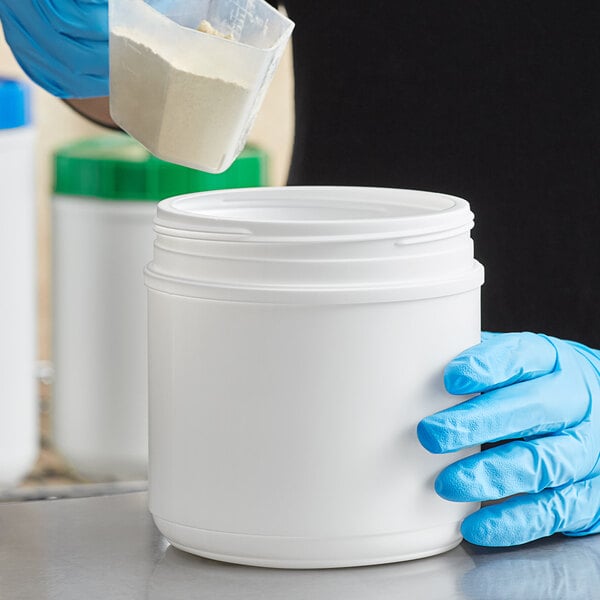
[154, 186, 474, 243]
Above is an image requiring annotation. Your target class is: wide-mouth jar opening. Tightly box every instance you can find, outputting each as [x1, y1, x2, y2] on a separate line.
[154, 186, 474, 243]
[147, 186, 484, 304]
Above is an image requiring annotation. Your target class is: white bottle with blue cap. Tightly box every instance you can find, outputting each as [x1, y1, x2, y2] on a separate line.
[0, 78, 38, 488]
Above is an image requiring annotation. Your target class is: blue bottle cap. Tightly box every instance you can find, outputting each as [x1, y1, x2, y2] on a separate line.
[0, 78, 31, 130]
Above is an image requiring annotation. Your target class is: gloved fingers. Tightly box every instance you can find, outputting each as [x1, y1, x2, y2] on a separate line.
[31, 0, 108, 75]
[3, 32, 108, 97]
[444, 332, 557, 395]
[34, 0, 108, 41]
[563, 478, 600, 537]
[56, 35, 109, 78]
[418, 371, 588, 453]
[0, 22, 64, 94]
[53, 72, 108, 99]
[1, 1, 108, 96]
[9, 54, 71, 97]
[435, 431, 596, 501]
[461, 476, 600, 546]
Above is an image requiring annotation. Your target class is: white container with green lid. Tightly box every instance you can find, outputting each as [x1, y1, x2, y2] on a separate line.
[52, 133, 268, 481]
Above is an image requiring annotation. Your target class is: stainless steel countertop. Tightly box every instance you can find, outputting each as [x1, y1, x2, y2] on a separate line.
[1, 491, 598, 599]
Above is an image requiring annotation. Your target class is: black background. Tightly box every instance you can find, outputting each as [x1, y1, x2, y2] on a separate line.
[274, 1, 600, 347]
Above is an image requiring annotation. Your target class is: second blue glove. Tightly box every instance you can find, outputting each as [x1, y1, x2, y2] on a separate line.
[417, 331, 600, 546]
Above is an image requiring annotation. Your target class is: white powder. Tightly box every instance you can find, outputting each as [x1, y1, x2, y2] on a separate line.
[197, 19, 235, 40]
[110, 29, 252, 173]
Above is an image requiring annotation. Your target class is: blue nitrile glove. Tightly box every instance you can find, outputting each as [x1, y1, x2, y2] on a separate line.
[0, 0, 108, 98]
[417, 331, 600, 547]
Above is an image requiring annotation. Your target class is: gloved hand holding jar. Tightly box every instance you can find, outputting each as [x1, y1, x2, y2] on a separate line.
[419, 332, 600, 546]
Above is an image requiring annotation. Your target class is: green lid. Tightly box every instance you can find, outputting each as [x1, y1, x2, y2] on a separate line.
[53, 134, 269, 201]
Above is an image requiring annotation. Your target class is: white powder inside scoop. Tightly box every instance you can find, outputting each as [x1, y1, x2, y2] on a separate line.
[197, 19, 235, 40]
[110, 30, 252, 172]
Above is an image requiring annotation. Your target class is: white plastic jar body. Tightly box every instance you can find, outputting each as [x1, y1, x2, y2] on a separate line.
[0, 126, 38, 488]
[145, 187, 485, 568]
[52, 195, 156, 480]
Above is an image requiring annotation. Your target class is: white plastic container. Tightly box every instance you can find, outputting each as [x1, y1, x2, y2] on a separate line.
[146, 186, 485, 568]
[109, 0, 294, 173]
[52, 196, 155, 480]
[52, 135, 268, 481]
[52, 171, 156, 480]
[0, 79, 38, 488]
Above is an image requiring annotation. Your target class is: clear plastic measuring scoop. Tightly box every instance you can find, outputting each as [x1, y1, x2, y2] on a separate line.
[109, 0, 294, 173]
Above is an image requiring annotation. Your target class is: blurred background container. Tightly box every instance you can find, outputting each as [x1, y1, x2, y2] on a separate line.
[0, 78, 38, 489]
[52, 135, 268, 481]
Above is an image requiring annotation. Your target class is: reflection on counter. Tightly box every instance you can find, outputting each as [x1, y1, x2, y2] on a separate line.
[148, 543, 471, 599]
[461, 535, 600, 600]
[148, 533, 600, 600]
